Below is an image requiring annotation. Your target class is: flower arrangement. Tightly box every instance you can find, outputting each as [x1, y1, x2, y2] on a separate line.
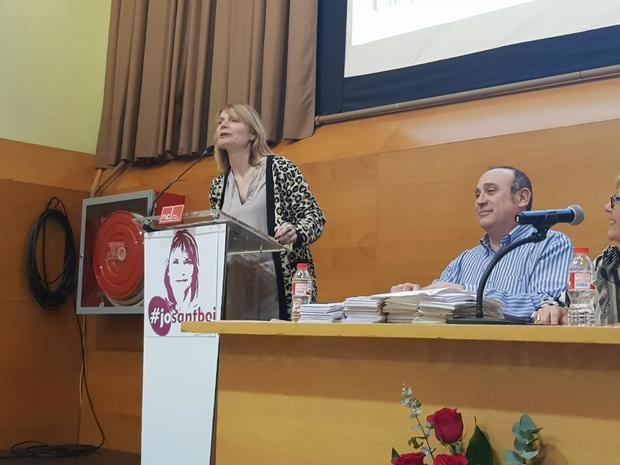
[391, 384, 544, 465]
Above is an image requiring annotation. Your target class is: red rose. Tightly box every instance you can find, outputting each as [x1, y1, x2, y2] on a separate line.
[391, 451, 426, 465]
[434, 454, 468, 465]
[427, 408, 464, 444]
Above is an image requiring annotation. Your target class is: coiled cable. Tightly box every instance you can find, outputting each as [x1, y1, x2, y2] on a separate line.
[26, 197, 76, 309]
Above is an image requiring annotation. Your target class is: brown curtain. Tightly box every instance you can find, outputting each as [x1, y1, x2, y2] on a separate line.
[96, 0, 317, 168]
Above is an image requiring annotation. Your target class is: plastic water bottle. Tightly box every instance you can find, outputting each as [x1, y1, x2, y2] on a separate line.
[291, 263, 313, 322]
[567, 247, 595, 326]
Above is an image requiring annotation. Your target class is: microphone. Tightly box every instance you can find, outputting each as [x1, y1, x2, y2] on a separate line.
[515, 205, 585, 227]
[145, 146, 214, 225]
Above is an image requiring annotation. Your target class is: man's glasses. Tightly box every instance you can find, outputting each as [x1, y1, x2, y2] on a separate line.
[611, 194, 620, 209]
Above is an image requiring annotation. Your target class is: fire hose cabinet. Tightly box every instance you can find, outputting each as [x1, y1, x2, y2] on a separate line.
[77, 190, 184, 314]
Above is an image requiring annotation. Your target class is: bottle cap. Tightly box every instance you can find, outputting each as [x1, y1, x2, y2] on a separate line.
[573, 247, 589, 254]
[296, 263, 309, 270]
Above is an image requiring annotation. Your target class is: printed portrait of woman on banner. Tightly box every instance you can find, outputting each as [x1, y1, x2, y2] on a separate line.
[164, 229, 200, 313]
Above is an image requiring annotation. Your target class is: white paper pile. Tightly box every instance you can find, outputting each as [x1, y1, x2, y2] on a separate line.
[342, 296, 387, 323]
[299, 303, 345, 323]
[382, 297, 419, 323]
[372, 288, 503, 324]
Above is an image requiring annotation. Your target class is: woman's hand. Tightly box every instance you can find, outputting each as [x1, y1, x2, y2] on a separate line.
[274, 222, 298, 245]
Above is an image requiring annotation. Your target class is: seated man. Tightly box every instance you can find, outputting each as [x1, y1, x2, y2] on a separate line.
[392, 166, 573, 324]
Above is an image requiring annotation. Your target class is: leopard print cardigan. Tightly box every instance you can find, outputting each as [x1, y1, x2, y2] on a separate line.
[209, 155, 326, 319]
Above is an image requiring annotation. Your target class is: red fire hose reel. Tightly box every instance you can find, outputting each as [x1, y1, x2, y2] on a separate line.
[92, 211, 144, 306]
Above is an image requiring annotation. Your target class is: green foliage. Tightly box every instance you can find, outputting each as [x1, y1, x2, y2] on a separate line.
[465, 423, 494, 465]
[503, 450, 524, 465]
[503, 415, 544, 464]
[408, 436, 425, 449]
[396, 384, 436, 462]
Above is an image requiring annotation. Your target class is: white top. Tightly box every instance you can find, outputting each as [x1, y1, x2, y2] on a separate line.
[222, 161, 279, 320]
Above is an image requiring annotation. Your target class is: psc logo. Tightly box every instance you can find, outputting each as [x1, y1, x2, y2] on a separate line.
[158, 204, 185, 225]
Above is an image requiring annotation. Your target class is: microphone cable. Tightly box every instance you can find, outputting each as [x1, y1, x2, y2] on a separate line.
[147, 146, 214, 219]
[26, 197, 76, 309]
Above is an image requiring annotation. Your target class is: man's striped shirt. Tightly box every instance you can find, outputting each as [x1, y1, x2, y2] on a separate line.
[435, 225, 573, 322]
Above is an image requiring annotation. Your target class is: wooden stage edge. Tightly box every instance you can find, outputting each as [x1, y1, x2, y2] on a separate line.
[182, 321, 620, 345]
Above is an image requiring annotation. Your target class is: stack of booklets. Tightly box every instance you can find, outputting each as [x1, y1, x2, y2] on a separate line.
[299, 303, 345, 323]
[372, 288, 503, 324]
[381, 296, 419, 323]
[342, 296, 387, 323]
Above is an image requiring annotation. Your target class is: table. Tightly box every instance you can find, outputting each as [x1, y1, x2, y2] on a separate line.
[182, 322, 620, 465]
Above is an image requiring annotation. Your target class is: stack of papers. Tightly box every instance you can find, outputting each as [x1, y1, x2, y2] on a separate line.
[382, 297, 419, 323]
[299, 303, 344, 323]
[342, 296, 387, 323]
[372, 288, 504, 324]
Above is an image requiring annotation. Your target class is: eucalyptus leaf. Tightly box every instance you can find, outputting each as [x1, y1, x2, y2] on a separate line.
[514, 438, 535, 452]
[519, 415, 537, 432]
[503, 450, 523, 465]
[517, 449, 539, 460]
[465, 424, 494, 465]
[512, 423, 535, 444]
[392, 448, 400, 460]
[525, 427, 543, 435]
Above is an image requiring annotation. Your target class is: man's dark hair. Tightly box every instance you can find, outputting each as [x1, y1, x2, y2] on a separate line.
[492, 165, 533, 211]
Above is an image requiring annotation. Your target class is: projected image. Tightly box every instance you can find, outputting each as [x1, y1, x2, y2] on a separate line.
[351, 0, 536, 46]
[345, 0, 620, 77]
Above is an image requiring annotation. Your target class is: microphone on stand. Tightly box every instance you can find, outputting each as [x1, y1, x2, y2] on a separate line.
[516, 205, 585, 227]
[144, 146, 214, 230]
[447, 205, 585, 325]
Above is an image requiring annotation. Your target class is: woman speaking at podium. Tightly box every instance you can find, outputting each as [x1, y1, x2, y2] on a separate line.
[208, 103, 325, 320]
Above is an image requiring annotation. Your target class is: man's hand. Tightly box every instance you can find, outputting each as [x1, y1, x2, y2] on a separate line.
[425, 282, 465, 290]
[532, 306, 567, 325]
[390, 283, 421, 292]
[390, 281, 466, 292]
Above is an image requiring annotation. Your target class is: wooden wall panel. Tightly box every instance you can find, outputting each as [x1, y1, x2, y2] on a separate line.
[78, 327, 143, 452]
[0, 179, 86, 448]
[79, 78, 620, 453]
[0, 138, 94, 192]
[301, 156, 378, 299]
[283, 78, 620, 164]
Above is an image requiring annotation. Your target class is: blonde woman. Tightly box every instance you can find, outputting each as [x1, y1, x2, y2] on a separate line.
[209, 103, 325, 320]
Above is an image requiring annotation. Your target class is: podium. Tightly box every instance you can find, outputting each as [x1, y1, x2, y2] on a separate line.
[140, 209, 285, 465]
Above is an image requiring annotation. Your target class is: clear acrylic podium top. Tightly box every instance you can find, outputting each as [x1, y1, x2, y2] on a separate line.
[140, 208, 287, 255]
[141, 209, 287, 321]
